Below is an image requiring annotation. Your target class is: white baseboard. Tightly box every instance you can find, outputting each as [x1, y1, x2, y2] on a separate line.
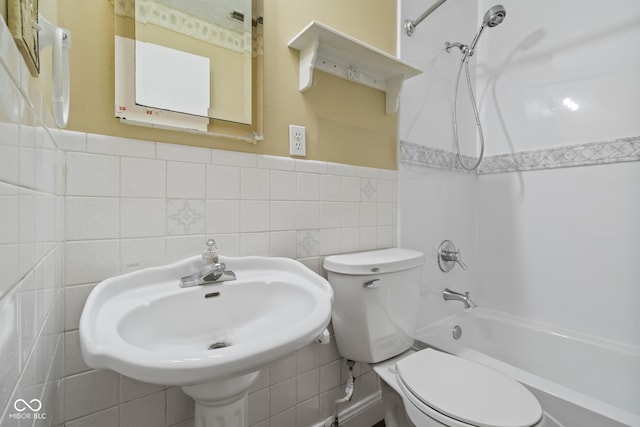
[312, 391, 384, 427]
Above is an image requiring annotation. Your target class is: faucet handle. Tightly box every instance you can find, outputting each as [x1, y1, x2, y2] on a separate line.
[203, 239, 219, 265]
[438, 240, 467, 272]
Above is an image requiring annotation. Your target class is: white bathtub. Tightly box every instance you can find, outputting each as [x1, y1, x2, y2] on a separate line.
[414, 308, 640, 427]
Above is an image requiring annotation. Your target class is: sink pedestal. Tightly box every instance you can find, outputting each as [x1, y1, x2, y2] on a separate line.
[182, 371, 260, 427]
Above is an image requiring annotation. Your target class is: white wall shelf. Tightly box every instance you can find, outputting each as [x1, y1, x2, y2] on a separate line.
[288, 21, 422, 115]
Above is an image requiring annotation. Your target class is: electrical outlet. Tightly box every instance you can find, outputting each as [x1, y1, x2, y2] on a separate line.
[289, 124, 306, 157]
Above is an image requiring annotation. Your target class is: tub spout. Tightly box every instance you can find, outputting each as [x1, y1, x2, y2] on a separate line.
[443, 288, 476, 309]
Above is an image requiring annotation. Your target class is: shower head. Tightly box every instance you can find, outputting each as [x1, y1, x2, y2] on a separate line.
[466, 5, 507, 57]
[483, 5, 506, 28]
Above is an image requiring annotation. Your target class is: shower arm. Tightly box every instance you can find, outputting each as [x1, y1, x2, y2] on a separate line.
[404, 0, 447, 36]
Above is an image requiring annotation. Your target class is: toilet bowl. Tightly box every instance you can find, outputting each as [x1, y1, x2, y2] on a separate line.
[324, 248, 544, 427]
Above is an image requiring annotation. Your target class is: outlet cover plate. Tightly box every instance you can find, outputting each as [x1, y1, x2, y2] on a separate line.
[289, 124, 306, 157]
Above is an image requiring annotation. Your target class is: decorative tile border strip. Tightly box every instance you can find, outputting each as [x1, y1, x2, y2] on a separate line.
[399, 141, 477, 173]
[400, 136, 640, 174]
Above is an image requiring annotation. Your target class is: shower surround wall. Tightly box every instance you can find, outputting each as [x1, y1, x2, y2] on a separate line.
[398, 0, 640, 347]
[0, 16, 66, 427]
[59, 133, 395, 426]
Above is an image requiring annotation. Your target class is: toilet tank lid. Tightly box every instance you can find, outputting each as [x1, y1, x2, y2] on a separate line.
[324, 248, 424, 275]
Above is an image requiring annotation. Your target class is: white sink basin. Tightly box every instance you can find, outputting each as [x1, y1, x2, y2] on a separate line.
[79, 255, 333, 426]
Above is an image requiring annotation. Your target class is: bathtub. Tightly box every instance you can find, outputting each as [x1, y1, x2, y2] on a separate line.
[413, 308, 640, 427]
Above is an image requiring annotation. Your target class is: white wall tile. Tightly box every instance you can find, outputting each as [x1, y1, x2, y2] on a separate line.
[297, 173, 320, 201]
[249, 369, 271, 393]
[212, 149, 257, 167]
[64, 284, 95, 331]
[377, 203, 394, 226]
[320, 175, 341, 201]
[157, 143, 211, 163]
[166, 236, 203, 263]
[240, 232, 270, 256]
[377, 226, 394, 249]
[270, 201, 297, 231]
[270, 377, 296, 416]
[269, 407, 296, 427]
[341, 176, 360, 202]
[270, 231, 297, 258]
[167, 200, 205, 235]
[320, 203, 341, 229]
[0, 192, 19, 243]
[258, 154, 296, 171]
[240, 201, 270, 232]
[120, 198, 166, 238]
[270, 170, 297, 201]
[377, 180, 394, 202]
[66, 197, 119, 240]
[66, 153, 120, 197]
[0, 144, 19, 184]
[121, 157, 166, 198]
[340, 227, 360, 253]
[320, 229, 341, 256]
[327, 163, 355, 176]
[206, 200, 240, 233]
[360, 178, 377, 202]
[207, 165, 240, 199]
[87, 134, 155, 158]
[248, 387, 270, 425]
[270, 353, 297, 384]
[319, 360, 341, 393]
[212, 234, 240, 257]
[296, 396, 320, 427]
[119, 375, 165, 403]
[360, 226, 378, 251]
[341, 203, 359, 228]
[296, 368, 319, 403]
[64, 407, 119, 427]
[297, 202, 319, 230]
[119, 391, 166, 427]
[241, 168, 270, 200]
[64, 331, 90, 376]
[296, 343, 319, 374]
[168, 161, 206, 199]
[66, 240, 119, 285]
[0, 287, 19, 412]
[120, 238, 166, 273]
[63, 369, 119, 420]
[166, 387, 194, 426]
[57, 130, 87, 152]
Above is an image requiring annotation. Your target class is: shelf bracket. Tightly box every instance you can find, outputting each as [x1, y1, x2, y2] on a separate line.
[298, 35, 319, 92]
[386, 75, 404, 115]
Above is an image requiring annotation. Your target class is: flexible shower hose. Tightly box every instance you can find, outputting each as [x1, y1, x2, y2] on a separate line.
[452, 54, 485, 171]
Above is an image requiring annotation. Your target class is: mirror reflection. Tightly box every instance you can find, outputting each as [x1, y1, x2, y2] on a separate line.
[114, 0, 262, 136]
[135, 0, 252, 123]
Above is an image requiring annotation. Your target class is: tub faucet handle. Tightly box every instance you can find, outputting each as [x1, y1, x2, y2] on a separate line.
[438, 240, 467, 272]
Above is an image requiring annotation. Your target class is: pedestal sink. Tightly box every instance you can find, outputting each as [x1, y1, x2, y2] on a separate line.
[79, 255, 333, 427]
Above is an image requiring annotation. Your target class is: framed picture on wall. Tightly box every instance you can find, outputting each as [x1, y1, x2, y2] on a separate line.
[7, 0, 40, 76]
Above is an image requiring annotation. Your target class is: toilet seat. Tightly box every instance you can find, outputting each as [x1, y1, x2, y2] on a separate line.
[396, 349, 542, 427]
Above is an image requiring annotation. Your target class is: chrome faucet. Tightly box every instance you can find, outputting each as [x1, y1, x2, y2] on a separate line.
[179, 239, 236, 287]
[443, 288, 476, 309]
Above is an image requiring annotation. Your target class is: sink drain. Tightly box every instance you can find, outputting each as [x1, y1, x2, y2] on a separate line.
[208, 341, 231, 350]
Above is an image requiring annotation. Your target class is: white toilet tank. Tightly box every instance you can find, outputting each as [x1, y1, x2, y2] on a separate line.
[324, 248, 424, 363]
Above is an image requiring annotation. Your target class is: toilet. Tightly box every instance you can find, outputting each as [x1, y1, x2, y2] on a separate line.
[324, 248, 544, 427]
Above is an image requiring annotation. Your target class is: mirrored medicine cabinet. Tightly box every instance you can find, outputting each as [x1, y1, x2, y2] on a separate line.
[113, 0, 263, 142]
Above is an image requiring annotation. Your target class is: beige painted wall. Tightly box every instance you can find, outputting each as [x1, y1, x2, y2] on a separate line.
[57, 0, 398, 169]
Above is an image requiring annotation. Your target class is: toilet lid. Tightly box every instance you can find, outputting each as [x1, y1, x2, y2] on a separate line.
[396, 349, 542, 427]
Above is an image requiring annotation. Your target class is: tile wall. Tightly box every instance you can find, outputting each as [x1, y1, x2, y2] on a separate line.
[0, 17, 66, 427]
[59, 132, 397, 426]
